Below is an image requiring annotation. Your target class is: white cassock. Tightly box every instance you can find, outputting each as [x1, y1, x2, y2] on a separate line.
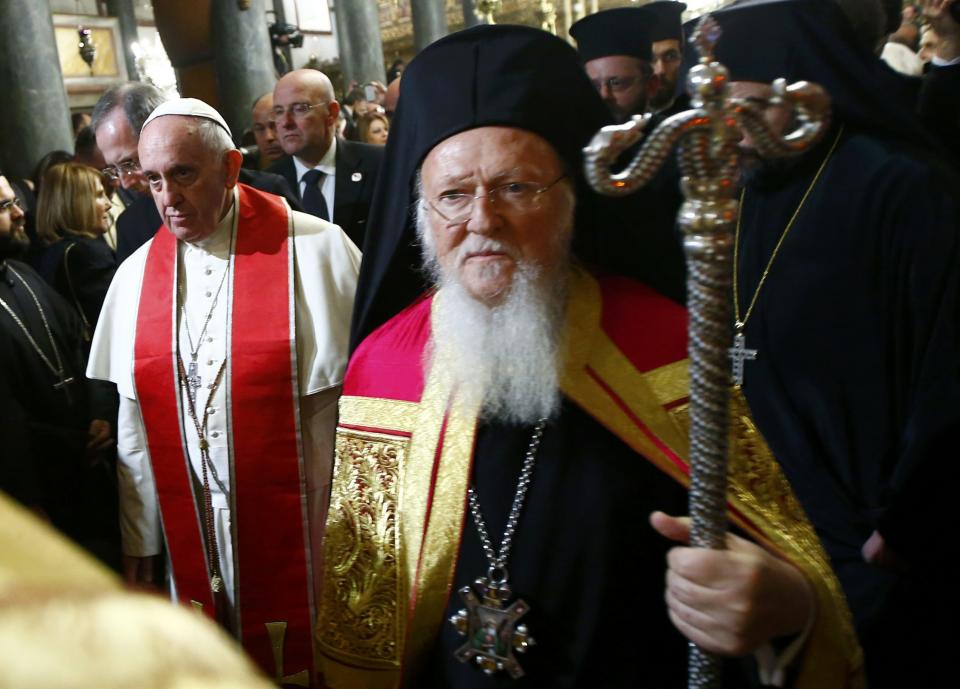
[87, 187, 360, 607]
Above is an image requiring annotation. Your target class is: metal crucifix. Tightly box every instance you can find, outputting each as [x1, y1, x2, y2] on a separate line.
[582, 15, 830, 689]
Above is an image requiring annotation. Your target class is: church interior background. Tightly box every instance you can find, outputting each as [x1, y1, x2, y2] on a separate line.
[0, 0, 731, 183]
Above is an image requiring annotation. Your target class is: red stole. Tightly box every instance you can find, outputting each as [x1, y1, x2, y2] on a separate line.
[134, 184, 314, 685]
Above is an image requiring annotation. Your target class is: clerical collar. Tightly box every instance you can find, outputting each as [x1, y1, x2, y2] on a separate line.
[294, 136, 337, 182]
[187, 192, 237, 254]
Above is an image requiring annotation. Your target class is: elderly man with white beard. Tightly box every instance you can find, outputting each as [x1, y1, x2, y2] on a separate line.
[316, 25, 864, 689]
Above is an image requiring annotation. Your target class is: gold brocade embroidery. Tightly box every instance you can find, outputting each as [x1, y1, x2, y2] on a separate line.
[642, 360, 689, 407]
[339, 396, 419, 434]
[401, 291, 482, 677]
[318, 269, 863, 689]
[403, 392, 479, 677]
[560, 268, 689, 486]
[316, 429, 406, 670]
[668, 391, 864, 689]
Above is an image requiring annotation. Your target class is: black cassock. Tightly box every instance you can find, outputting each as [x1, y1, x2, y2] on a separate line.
[422, 399, 768, 689]
[736, 128, 960, 687]
[0, 259, 117, 560]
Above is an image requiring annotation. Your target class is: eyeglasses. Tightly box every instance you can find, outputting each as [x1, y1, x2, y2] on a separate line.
[271, 102, 328, 120]
[0, 196, 23, 213]
[591, 75, 639, 93]
[101, 160, 141, 182]
[252, 121, 277, 134]
[426, 175, 568, 224]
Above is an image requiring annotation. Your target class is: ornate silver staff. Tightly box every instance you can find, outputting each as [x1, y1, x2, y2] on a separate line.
[582, 15, 830, 689]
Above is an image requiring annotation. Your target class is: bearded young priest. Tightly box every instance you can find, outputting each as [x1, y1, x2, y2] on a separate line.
[701, 1, 960, 686]
[317, 25, 862, 689]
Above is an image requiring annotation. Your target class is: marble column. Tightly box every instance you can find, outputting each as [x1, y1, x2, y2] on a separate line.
[0, 0, 73, 180]
[334, 0, 386, 86]
[411, 0, 449, 52]
[210, 0, 276, 140]
[105, 0, 140, 81]
[461, 0, 484, 28]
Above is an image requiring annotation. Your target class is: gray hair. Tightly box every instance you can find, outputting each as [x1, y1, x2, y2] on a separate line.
[196, 118, 238, 156]
[91, 82, 167, 138]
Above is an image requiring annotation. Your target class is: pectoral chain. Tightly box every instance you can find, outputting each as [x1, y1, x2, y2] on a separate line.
[0, 266, 76, 401]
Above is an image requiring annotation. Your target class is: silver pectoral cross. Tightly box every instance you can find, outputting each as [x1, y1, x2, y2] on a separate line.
[53, 373, 76, 405]
[728, 331, 758, 387]
[187, 359, 202, 391]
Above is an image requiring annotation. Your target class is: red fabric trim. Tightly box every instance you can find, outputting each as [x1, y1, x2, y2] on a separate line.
[231, 184, 313, 681]
[585, 366, 690, 478]
[585, 367, 753, 528]
[337, 423, 413, 438]
[597, 275, 688, 373]
[343, 292, 434, 402]
[134, 185, 314, 683]
[134, 225, 214, 614]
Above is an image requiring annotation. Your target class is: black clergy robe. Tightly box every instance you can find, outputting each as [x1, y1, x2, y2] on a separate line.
[318, 269, 862, 689]
[425, 400, 770, 689]
[0, 260, 118, 560]
[735, 127, 960, 687]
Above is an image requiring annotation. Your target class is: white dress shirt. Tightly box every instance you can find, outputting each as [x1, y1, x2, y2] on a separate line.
[294, 137, 337, 223]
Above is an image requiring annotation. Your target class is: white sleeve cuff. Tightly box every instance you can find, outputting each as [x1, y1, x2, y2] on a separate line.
[754, 599, 816, 686]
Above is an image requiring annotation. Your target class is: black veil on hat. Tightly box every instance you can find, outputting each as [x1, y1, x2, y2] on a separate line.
[569, 7, 655, 62]
[645, 1, 687, 43]
[349, 24, 614, 351]
[697, 0, 926, 145]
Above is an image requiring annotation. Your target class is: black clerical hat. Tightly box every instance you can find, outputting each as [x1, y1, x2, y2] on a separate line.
[700, 0, 925, 143]
[645, 2, 686, 42]
[348, 24, 616, 350]
[569, 8, 655, 62]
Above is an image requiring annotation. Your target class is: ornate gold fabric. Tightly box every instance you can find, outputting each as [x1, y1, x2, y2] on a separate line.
[338, 396, 419, 434]
[667, 390, 865, 689]
[317, 429, 406, 672]
[317, 269, 863, 689]
[560, 268, 690, 485]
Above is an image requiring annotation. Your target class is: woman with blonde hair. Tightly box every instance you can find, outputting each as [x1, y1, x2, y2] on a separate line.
[37, 162, 116, 333]
[356, 110, 390, 145]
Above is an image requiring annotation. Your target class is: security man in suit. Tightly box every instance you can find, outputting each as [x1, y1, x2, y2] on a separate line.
[268, 69, 384, 250]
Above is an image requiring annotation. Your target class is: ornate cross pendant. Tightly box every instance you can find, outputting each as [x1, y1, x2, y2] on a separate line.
[450, 576, 535, 678]
[187, 360, 202, 391]
[728, 331, 758, 387]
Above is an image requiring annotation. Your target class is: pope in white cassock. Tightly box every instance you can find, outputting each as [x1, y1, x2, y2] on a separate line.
[87, 99, 360, 686]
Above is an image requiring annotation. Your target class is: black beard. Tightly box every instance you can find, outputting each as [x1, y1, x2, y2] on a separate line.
[650, 85, 676, 110]
[0, 227, 29, 261]
[738, 148, 801, 188]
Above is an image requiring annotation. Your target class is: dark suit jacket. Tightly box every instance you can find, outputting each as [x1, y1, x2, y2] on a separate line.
[38, 234, 117, 330]
[267, 138, 384, 249]
[114, 168, 302, 263]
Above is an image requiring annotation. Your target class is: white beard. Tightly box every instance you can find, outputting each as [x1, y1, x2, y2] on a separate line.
[417, 204, 571, 425]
